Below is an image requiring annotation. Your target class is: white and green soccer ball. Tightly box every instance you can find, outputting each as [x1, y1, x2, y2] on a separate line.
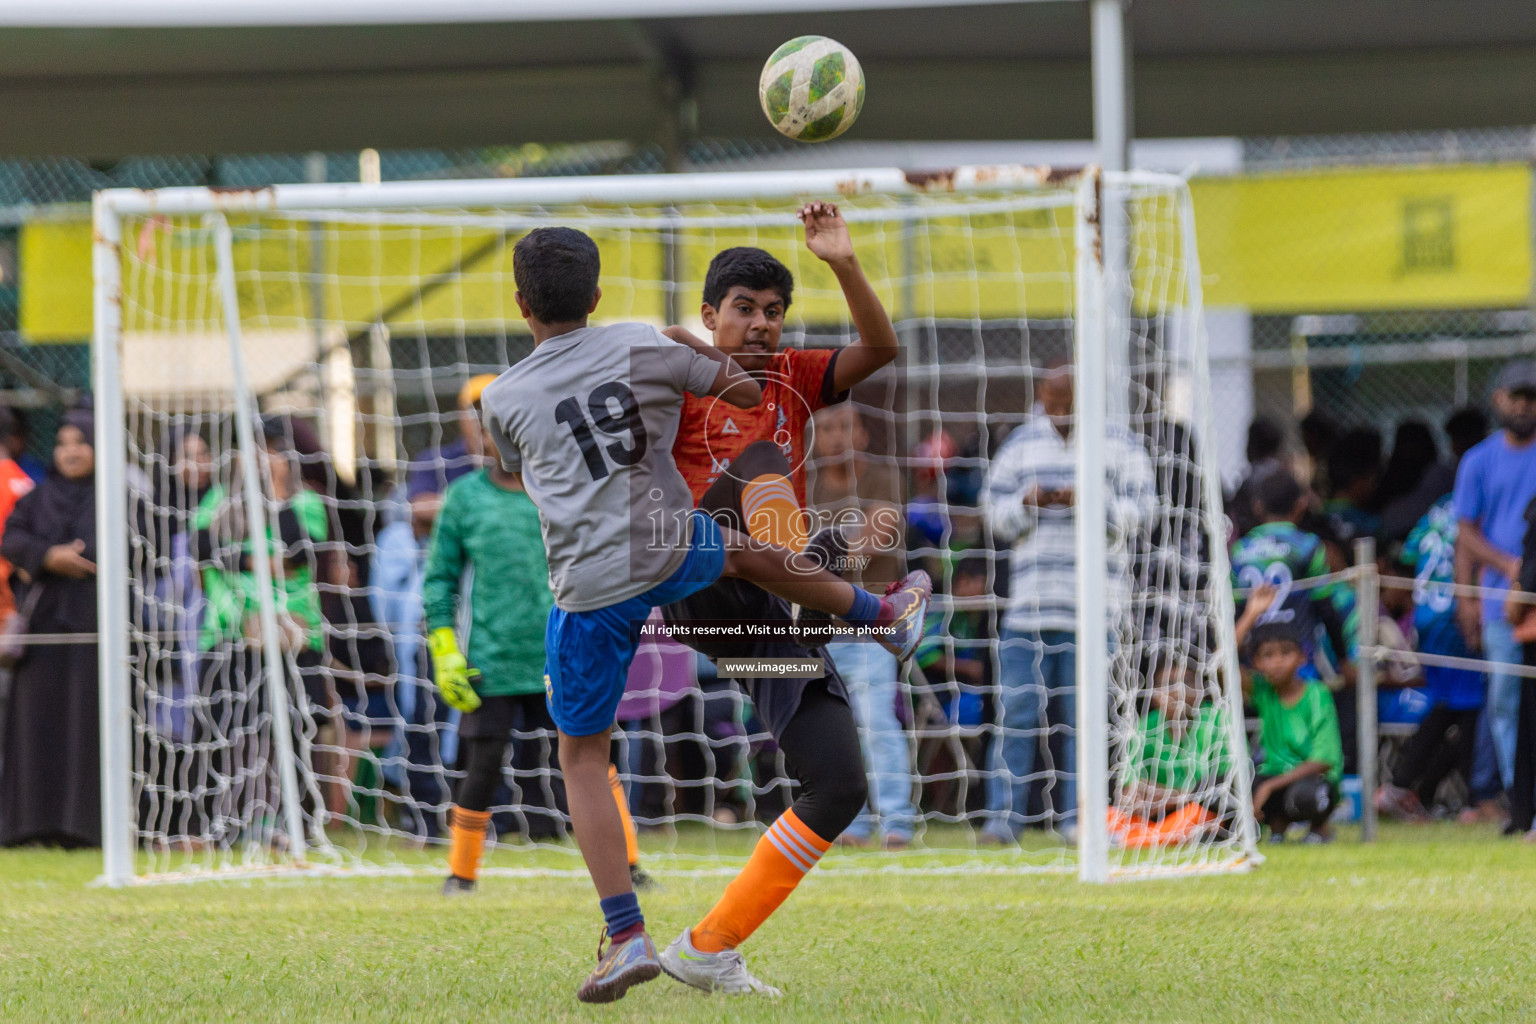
[758, 35, 866, 143]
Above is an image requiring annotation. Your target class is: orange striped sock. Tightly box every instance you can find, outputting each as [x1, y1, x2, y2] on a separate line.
[690, 808, 830, 953]
[447, 807, 491, 881]
[741, 474, 808, 553]
[609, 764, 640, 867]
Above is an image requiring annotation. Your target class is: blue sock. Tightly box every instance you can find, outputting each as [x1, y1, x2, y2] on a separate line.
[599, 892, 644, 937]
[842, 587, 882, 625]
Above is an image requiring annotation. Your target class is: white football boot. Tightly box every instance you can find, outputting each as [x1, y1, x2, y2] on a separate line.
[659, 929, 783, 997]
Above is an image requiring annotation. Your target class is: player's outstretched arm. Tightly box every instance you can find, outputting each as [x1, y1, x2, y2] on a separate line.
[663, 325, 763, 409]
[799, 201, 900, 393]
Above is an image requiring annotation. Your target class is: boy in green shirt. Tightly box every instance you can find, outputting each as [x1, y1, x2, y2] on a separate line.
[424, 416, 646, 894]
[1238, 596, 1344, 843]
[1108, 648, 1233, 848]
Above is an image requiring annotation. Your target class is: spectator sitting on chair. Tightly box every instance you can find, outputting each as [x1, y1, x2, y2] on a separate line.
[1107, 642, 1235, 850]
[1377, 496, 1492, 822]
[1239, 609, 1344, 844]
[1230, 468, 1358, 688]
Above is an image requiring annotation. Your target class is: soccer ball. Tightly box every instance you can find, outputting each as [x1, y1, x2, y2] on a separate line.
[758, 36, 865, 143]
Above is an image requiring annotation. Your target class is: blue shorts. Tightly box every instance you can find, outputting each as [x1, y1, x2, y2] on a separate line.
[544, 509, 725, 737]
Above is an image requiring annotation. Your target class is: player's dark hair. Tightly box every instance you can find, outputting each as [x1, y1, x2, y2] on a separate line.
[1253, 466, 1304, 517]
[1248, 619, 1303, 655]
[513, 227, 601, 323]
[702, 247, 794, 310]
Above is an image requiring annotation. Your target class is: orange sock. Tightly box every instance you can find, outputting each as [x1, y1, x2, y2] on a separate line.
[609, 764, 640, 867]
[741, 474, 808, 553]
[691, 808, 830, 953]
[447, 807, 491, 880]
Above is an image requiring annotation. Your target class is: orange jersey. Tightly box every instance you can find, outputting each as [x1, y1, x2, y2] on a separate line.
[674, 347, 845, 505]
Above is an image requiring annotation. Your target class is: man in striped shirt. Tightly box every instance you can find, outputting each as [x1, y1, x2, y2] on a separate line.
[979, 361, 1154, 842]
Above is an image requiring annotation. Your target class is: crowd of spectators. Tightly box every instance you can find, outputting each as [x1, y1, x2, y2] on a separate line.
[4, 355, 1536, 851]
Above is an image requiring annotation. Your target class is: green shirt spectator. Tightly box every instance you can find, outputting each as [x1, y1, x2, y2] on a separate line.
[191, 483, 328, 653]
[422, 469, 551, 697]
[1126, 703, 1232, 793]
[1251, 674, 1344, 785]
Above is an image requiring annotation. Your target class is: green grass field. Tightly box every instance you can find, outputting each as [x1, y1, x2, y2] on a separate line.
[3, 823, 1532, 1023]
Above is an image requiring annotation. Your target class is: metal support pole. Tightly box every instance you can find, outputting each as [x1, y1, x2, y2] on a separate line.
[1075, 169, 1111, 883]
[1081, 2, 1132, 879]
[662, 205, 681, 329]
[93, 196, 134, 887]
[1092, 0, 1132, 426]
[1091, 0, 1132, 175]
[211, 213, 310, 864]
[1354, 538, 1380, 842]
[305, 151, 330, 429]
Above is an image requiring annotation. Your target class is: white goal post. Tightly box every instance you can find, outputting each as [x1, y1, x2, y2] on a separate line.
[92, 164, 1258, 885]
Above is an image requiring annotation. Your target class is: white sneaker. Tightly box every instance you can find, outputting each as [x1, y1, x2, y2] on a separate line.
[659, 929, 782, 997]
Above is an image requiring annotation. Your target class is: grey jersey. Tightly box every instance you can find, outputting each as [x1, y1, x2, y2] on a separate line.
[480, 323, 721, 613]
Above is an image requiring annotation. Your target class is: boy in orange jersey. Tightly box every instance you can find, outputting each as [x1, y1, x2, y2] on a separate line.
[659, 202, 918, 996]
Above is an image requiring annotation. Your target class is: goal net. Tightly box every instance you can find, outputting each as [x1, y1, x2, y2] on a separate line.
[92, 166, 1257, 884]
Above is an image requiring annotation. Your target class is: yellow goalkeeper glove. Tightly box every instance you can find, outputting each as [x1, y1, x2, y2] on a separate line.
[428, 627, 482, 713]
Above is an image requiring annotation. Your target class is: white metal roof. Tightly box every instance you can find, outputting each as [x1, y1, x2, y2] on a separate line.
[0, 1, 1532, 157]
[1, 0, 1050, 28]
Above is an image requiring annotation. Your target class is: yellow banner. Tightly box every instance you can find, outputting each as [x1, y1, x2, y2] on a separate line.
[18, 162, 1534, 342]
[1191, 163, 1532, 312]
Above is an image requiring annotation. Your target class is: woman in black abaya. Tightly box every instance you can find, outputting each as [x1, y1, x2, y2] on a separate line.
[0, 411, 102, 847]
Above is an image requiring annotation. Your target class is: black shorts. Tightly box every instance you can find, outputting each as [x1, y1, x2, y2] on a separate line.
[457, 692, 556, 741]
[662, 578, 849, 739]
[661, 437, 851, 739]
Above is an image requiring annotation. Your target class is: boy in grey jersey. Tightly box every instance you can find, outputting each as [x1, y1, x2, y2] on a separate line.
[482, 318, 729, 611]
[481, 227, 931, 1004]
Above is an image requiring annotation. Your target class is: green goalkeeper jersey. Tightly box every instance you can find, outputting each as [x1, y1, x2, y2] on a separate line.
[422, 470, 552, 697]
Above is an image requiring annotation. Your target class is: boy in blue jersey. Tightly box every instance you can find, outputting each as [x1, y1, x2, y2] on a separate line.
[1375, 495, 1488, 819]
[1230, 469, 1359, 683]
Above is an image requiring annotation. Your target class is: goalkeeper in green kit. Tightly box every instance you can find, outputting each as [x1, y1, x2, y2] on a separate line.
[423, 404, 648, 894]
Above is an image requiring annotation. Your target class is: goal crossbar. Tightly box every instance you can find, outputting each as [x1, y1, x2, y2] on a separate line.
[93, 165, 1185, 217]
